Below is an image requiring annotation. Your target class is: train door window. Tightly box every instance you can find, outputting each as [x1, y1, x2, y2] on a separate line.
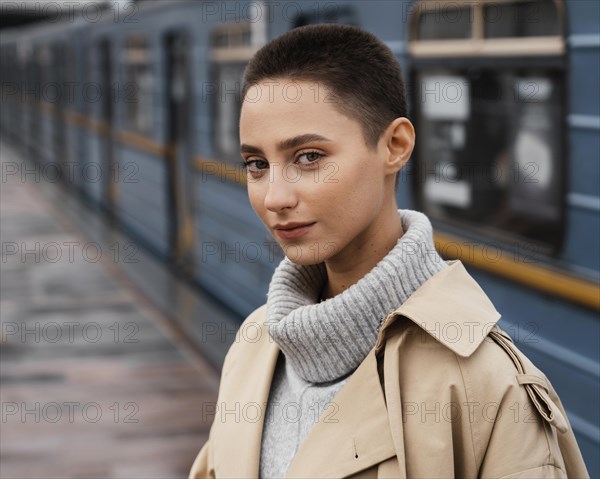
[165, 31, 195, 268]
[123, 36, 154, 135]
[98, 40, 113, 124]
[51, 42, 68, 172]
[166, 33, 191, 145]
[64, 44, 76, 108]
[0, 47, 9, 134]
[98, 39, 117, 212]
[31, 46, 49, 153]
[83, 46, 94, 116]
[1, 45, 17, 127]
[25, 46, 36, 108]
[38, 45, 51, 102]
[210, 22, 264, 163]
[409, 0, 566, 255]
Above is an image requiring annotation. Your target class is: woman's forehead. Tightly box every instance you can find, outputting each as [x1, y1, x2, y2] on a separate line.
[242, 78, 332, 102]
[241, 83, 358, 134]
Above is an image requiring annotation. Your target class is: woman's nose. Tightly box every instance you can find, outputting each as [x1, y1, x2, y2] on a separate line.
[264, 164, 298, 213]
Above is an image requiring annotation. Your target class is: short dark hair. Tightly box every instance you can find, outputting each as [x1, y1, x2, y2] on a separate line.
[241, 24, 408, 150]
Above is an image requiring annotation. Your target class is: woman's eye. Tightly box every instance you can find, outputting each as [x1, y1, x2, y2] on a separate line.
[296, 151, 324, 165]
[243, 159, 269, 173]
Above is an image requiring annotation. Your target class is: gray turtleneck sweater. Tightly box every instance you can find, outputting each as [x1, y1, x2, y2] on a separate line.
[259, 209, 448, 479]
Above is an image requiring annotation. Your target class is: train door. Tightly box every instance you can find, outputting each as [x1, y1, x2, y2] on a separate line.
[18, 45, 31, 153]
[52, 42, 69, 185]
[98, 39, 116, 216]
[165, 32, 195, 273]
[29, 46, 42, 162]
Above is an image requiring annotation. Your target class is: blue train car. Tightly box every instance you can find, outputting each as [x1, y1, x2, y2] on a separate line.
[0, 16, 90, 192]
[1, 0, 598, 474]
[75, 1, 284, 305]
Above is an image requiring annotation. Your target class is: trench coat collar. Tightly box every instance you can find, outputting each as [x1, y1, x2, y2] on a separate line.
[214, 259, 501, 478]
[375, 259, 502, 357]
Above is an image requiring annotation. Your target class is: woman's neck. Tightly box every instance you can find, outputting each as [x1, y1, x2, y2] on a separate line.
[265, 208, 448, 383]
[320, 205, 404, 301]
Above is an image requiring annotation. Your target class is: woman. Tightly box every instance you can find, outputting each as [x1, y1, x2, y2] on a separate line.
[190, 24, 589, 479]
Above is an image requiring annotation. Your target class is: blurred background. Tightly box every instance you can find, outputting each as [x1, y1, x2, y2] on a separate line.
[0, 0, 598, 477]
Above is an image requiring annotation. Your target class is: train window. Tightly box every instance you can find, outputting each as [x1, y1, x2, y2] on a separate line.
[292, 4, 358, 28]
[123, 36, 154, 135]
[210, 23, 264, 163]
[212, 62, 244, 161]
[484, 0, 560, 38]
[416, 6, 472, 40]
[409, 0, 566, 255]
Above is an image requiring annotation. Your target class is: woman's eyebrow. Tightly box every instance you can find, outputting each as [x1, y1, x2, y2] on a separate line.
[239, 144, 264, 155]
[240, 133, 332, 155]
[277, 133, 332, 151]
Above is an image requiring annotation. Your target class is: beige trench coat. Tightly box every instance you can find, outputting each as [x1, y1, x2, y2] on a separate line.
[189, 260, 589, 478]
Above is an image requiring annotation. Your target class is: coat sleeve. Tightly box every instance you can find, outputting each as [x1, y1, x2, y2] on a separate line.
[544, 383, 589, 479]
[188, 438, 215, 479]
[477, 390, 589, 479]
[476, 329, 590, 479]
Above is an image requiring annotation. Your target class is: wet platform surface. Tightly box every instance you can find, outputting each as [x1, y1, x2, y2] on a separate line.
[1, 142, 239, 478]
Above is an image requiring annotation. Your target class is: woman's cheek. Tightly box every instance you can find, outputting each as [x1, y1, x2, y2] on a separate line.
[247, 185, 267, 219]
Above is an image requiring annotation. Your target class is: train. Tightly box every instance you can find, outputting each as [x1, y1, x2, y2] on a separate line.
[1, 0, 598, 474]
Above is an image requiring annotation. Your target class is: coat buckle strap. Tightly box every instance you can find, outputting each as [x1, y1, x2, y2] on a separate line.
[517, 374, 569, 433]
[516, 373, 547, 388]
[488, 330, 569, 434]
[488, 328, 526, 373]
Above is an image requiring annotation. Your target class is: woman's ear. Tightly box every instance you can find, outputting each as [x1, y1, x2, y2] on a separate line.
[385, 117, 415, 174]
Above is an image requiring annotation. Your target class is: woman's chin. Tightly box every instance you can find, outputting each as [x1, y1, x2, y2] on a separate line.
[285, 255, 323, 266]
[276, 241, 331, 266]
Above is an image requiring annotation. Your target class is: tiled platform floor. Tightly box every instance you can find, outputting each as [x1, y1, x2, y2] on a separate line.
[0, 142, 232, 478]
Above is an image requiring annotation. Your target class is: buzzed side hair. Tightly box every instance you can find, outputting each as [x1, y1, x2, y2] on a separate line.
[241, 23, 409, 151]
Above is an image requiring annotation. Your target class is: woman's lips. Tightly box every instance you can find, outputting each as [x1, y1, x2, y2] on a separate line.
[274, 222, 316, 239]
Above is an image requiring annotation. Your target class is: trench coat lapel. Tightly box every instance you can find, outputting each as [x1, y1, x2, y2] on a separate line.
[211, 309, 398, 479]
[211, 313, 281, 478]
[284, 348, 398, 478]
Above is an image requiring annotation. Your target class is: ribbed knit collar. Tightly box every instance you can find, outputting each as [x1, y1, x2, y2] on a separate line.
[265, 209, 448, 383]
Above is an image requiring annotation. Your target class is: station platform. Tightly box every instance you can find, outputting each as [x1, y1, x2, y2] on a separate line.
[0, 141, 239, 478]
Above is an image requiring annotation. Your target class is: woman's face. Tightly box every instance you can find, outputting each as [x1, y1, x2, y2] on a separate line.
[239, 79, 400, 266]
